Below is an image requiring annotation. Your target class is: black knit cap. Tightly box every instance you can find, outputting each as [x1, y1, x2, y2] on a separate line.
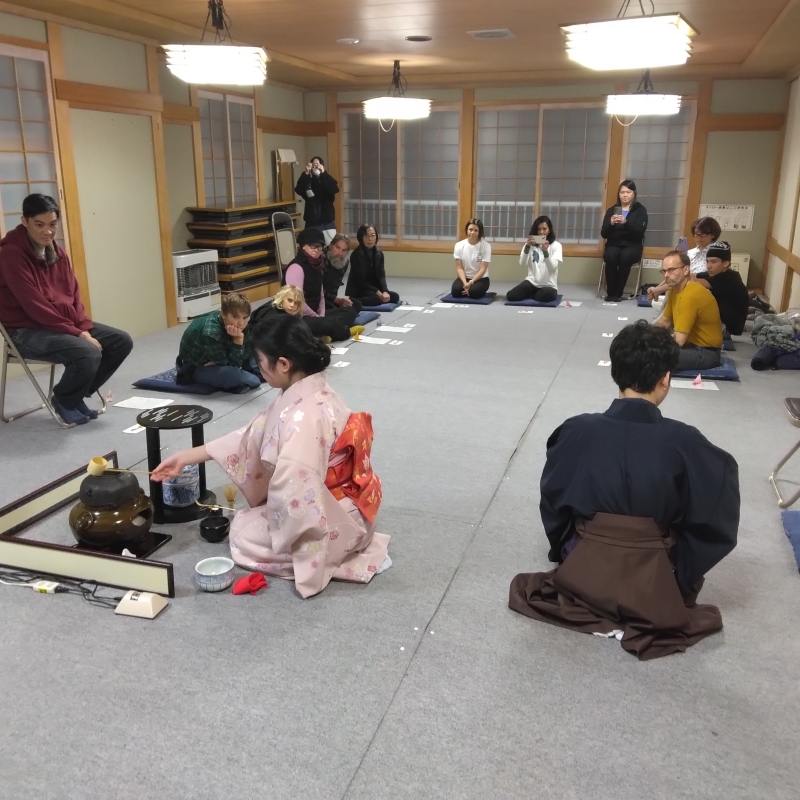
[706, 240, 731, 261]
[297, 227, 325, 247]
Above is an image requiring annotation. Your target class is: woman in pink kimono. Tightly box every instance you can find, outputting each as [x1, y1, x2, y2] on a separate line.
[152, 315, 390, 598]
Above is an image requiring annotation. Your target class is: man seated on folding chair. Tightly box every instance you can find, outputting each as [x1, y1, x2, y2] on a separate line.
[653, 250, 722, 371]
[0, 194, 133, 426]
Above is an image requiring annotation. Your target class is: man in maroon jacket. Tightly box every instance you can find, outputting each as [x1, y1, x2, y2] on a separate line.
[0, 194, 132, 425]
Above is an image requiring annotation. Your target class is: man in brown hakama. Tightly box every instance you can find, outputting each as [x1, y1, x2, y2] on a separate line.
[509, 321, 739, 660]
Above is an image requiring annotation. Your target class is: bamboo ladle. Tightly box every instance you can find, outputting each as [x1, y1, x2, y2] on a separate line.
[87, 456, 153, 477]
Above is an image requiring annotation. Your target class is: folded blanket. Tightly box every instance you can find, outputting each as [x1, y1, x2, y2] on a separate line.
[751, 313, 800, 352]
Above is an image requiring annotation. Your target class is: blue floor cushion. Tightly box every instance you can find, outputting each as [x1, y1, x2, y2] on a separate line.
[133, 367, 217, 395]
[781, 511, 800, 571]
[504, 294, 563, 308]
[637, 295, 653, 307]
[441, 292, 497, 305]
[354, 310, 380, 326]
[672, 356, 739, 381]
[361, 302, 399, 312]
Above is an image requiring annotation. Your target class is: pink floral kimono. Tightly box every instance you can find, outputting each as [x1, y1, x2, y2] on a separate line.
[205, 373, 390, 598]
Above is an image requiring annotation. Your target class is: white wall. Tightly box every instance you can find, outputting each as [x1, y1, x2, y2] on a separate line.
[70, 110, 167, 337]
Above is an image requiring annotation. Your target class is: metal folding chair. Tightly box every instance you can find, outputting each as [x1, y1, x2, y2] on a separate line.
[271, 211, 297, 282]
[597, 260, 643, 299]
[0, 320, 107, 429]
[770, 398, 800, 508]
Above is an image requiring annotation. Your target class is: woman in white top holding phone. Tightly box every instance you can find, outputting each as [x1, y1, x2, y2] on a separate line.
[507, 215, 562, 303]
[452, 218, 491, 299]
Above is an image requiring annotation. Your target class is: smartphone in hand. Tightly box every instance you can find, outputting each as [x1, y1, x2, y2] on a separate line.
[532, 235, 547, 245]
[614, 206, 622, 216]
[677, 237, 689, 252]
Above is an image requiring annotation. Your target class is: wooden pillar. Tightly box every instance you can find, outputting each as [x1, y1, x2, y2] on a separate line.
[683, 80, 713, 237]
[458, 89, 476, 233]
[326, 90, 342, 229]
[146, 45, 178, 327]
[46, 22, 91, 315]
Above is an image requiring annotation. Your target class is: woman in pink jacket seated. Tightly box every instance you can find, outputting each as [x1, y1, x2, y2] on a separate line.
[152, 315, 390, 598]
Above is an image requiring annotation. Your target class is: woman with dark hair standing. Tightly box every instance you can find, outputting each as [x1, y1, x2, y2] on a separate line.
[295, 155, 339, 244]
[507, 215, 562, 304]
[152, 315, 390, 599]
[345, 223, 400, 306]
[601, 180, 648, 302]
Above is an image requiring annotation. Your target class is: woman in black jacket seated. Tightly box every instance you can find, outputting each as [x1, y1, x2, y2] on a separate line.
[601, 180, 648, 302]
[295, 156, 339, 243]
[345, 224, 400, 307]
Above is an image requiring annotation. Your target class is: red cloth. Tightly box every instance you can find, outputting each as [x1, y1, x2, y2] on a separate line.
[232, 573, 268, 595]
[0, 225, 93, 335]
[325, 412, 382, 524]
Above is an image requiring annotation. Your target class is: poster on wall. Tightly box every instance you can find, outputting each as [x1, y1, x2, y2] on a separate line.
[699, 204, 755, 232]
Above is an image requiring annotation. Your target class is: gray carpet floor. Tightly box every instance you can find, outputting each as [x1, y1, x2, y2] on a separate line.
[1, 278, 799, 800]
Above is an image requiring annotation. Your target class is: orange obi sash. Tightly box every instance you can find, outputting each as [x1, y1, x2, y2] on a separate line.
[324, 411, 382, 524]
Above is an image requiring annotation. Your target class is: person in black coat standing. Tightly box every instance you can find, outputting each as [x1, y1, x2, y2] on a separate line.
[345, 224, 400, 307]
[601, 179, 648, 302]
[295, 156, 339, 243]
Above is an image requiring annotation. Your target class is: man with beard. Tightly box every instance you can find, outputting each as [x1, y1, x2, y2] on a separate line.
[283, 228, 361, 342]
[322, 234, 363, 331]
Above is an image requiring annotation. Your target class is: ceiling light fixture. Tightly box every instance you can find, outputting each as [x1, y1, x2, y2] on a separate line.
[405, 35, 432, 42]
[163, 0, 268, 85]
[363, 60, 431, 127]
[337, 37, 360, 45]
[561, 3, 697, 71]
[606, 69, 681, 117]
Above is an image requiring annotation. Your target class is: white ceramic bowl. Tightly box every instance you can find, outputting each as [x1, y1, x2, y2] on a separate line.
[195, 556, 235, 592]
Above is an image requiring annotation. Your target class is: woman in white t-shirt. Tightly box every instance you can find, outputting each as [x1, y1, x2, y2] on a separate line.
[507, 215, 562, 303]
[452, 218, 491, 299]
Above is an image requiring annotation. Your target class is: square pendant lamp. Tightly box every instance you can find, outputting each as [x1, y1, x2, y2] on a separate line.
[561, 13, 697, 71]
[163, 44, 268, 85]
[163, 0, 268, 85]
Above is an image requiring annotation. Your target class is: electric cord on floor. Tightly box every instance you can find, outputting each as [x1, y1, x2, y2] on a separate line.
[0, 568, 124, 609]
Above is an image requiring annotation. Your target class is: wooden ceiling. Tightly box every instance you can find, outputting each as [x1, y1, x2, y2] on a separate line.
[11, 0, 800, 89]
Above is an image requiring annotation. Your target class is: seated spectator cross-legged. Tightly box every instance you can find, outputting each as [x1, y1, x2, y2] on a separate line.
[286, 227, 360, 342]
[653, 250, 723, 371]
[508, 320, 740, 660]
[0, 193, 133, 426]
[506, 215, 562, 304]
[648, 216, 722, 301]
[345, 224, 400, 307]
[321, 234, 362, 334]
[693, 240, 749, 338]
[176, 292, 261, 394]
[452, 218, 491, 299]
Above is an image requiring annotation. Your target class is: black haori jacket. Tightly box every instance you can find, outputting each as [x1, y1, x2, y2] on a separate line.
[601, 201, 648, 250]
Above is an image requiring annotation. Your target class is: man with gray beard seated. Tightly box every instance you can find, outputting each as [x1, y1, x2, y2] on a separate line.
[322, 233, 362, 329]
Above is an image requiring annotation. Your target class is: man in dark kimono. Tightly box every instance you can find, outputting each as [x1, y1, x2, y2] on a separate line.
[509, 321, 739, 660]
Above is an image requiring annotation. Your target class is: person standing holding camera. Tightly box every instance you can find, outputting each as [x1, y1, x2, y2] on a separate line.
[295, 156, 339, 245]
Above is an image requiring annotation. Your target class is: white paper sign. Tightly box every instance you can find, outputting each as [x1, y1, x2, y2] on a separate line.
[388, 340, 403, 346]
[518, 310, 534, 314]
[123, 424, 146, 434]
[618, 317, 628, 321]
[331, 361, 350, 368]
[699, 204, 755, 232]
[355, 336, 391, 345]
[670, 379, 719, 391]
[377, 326, 414, 333]
[559, 301, 582, 307]
[401, 306, 425, 311]
[598, 360, 611, 367]
[602, 333, 614, 338]
[423, 310, 435, 314]
[115, 397, 174, 410]
[330, 346, 349, 355]
[432, 303, 455, 308]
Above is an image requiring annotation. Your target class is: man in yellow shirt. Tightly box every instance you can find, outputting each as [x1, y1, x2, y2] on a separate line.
[654, 250, 722, 370]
